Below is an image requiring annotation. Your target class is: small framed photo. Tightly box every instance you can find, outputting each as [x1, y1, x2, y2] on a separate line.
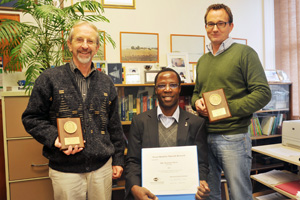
[276, 70, 290, 82]
[125, 66, 141, 84]
[232, 38, 247, 45]
[107, 63, 123, 84]
[265, 70, 280, 82]
[167, 52, 191, 83]
[95, 61, 107, 74]
[144, 70, 159, 84]
[191, 63, 197, 83]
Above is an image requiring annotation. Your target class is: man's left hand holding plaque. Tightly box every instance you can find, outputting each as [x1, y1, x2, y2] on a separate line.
[57, 118, 85, 150]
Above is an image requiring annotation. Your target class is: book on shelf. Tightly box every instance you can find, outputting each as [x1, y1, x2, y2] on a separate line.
[248, 117, 263, 137]
[117, 86, 202, 121]
[120, 96, 127, 121]
[179, 96, 185, 109]
[128, 94, 134, 121]
[248, 113, 287, 137]
[136, 97, 141, 115]
[275, 180, 300, 196]
[261, 116, 275, 136]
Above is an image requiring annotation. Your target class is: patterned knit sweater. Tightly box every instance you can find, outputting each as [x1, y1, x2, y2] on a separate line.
[22, 63, 125, 173]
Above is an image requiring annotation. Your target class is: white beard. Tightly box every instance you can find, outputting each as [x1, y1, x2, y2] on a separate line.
[77, 54, 91, 64]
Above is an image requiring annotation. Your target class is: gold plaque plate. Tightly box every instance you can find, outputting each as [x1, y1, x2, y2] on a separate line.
[57, 118, 84, 150]
[202, 88, 232, 123]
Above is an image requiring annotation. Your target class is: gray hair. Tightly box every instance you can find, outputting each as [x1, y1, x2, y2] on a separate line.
[68, 21, 100, 45]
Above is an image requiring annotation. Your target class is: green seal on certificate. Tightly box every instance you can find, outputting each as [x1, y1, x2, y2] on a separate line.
[57, 118, 84, 150]
[202, 88, 232, 123]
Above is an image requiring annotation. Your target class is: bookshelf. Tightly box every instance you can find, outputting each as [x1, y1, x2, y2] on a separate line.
[249, 82, 292, 138]
[251, 144, 300, 199]
[115, 83, 196, 125]
[116, 82, 292, 132]
[250, 82, 292, 174]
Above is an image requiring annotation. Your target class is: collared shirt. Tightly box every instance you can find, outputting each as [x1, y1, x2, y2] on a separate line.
[69, 60, 96, 102]
[206, 37, 234, 56]
[157, 105, 180, 128]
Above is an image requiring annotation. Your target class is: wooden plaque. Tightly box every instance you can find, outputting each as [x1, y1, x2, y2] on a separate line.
[202, 88, 232, 123]
[57, 118, 84, 150]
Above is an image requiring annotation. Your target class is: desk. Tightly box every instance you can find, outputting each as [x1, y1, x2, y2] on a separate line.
[251, 144, 300, 199]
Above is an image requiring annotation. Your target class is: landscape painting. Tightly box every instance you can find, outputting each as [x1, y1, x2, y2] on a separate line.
[120, 32, 159, 63]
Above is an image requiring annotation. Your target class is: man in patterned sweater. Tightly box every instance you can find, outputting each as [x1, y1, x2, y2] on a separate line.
[125, 68, 210, 200]
[22, 21, 124, 200]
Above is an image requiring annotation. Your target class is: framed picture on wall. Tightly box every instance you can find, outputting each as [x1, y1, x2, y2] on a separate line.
[232, 38, 247, 45]
[120, 32, 159, 63]
[62, 30, 71, 62]
[167, 52, 191, 83]
[101, 0, 135, 9]
[93, 31, 106, 60]
[170, 34, 205, 63]
[0, 0, 19, 10]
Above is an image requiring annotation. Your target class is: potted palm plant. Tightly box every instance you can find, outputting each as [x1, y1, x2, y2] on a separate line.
[0, 0, 115, 92]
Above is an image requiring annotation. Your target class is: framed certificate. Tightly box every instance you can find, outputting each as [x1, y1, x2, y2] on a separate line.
[202, 88, 231, 123]
[142, 146, 199, 199]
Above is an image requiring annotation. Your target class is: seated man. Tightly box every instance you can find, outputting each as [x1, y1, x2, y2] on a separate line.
[125, 68, 210, 200]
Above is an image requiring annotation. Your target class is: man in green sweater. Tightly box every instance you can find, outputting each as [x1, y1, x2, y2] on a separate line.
[192, 4, 271, 200]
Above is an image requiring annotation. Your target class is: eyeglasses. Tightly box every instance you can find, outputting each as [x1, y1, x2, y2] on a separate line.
[156, 83, 179, 90]
[205, 21, 230, 29]
[73, 37, 97, 46]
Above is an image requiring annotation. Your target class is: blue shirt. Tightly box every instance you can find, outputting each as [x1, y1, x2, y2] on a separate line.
[157, 106, 180, 128]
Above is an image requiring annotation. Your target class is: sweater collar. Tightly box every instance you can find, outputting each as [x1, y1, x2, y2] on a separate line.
[69, 59, 96, 77]
[206, 37, 234, 56]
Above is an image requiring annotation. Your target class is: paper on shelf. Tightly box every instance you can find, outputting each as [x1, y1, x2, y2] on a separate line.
[267, 147, 300, 157]
[252, 170, 300, 185]
[256, 192, 287, 200]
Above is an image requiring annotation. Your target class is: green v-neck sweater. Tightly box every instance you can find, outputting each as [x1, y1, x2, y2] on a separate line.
[192, 43, 271, 134]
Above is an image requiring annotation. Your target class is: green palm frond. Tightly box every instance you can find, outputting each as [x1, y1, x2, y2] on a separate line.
[0, 0, 115, 93]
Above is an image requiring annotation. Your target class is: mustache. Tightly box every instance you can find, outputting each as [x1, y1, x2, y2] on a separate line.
[78, 49, 92, 53]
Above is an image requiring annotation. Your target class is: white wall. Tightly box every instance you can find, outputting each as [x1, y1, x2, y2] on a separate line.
[96, 0, 264, 65]
[0, 0, 266, 87]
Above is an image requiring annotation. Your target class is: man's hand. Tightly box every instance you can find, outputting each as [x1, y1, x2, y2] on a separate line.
[54, 137, 84, 155]
[195, 98, 208, 117]
[112, 166, 123, 179]
[131, 185, 158, 200]
[195, 180, 210, 200]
